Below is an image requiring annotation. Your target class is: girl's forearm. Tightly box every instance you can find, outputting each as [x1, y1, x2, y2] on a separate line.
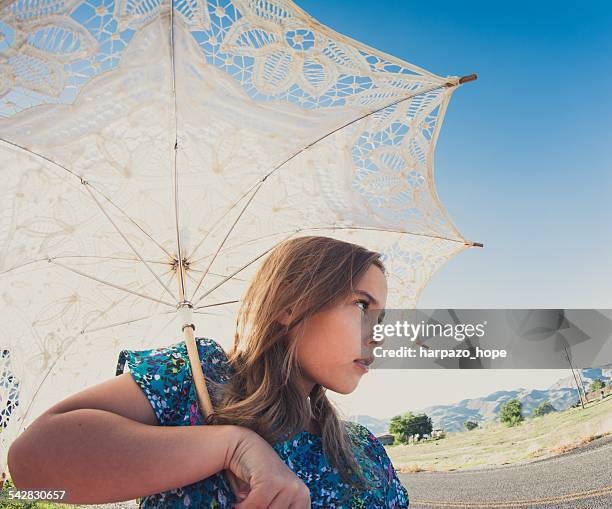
[7, 409, 243, 504]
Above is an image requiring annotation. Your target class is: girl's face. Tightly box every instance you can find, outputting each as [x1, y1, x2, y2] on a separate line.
[289, 264, 388, 396]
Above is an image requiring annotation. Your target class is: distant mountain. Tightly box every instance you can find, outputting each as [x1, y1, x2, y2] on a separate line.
[347, 414, 390, 435]
[351, 366, 611, 434]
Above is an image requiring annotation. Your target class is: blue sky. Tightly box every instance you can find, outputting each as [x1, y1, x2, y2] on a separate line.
[296, 1, 612, 416]
[298, 0, 612, 310]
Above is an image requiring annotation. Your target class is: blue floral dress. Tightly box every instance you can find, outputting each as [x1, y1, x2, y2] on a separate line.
[117, 337, 409, 508]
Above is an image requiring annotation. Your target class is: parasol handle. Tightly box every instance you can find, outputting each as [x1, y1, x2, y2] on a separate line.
[179, 304, 214, 418]
[180, 306, 243, 500]
[175, 244, 214, 419]
[175, 255, 239, 499]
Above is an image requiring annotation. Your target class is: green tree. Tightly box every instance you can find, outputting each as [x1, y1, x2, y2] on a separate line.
[464, 420, 479, 431]
[389, 412, 433, 443]
[389, 412, 413, 444]
[412, 413, 433, 440]
[499, 399, 524, 427]
[589, 378, 606, 392]
[533, 401, 556, 417]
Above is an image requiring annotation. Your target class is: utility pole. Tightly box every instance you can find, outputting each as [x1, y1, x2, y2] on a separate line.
[564, 347, 585, 409]
[575, 368, 589, 404]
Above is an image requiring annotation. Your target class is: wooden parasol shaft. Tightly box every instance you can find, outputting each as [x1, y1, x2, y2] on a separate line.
[175, 256, 245, 499]
[183, 323, 214, 418]
[176, 254, 214, 419]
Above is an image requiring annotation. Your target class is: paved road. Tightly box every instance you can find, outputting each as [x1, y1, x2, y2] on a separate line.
[399, 434, 612, 508]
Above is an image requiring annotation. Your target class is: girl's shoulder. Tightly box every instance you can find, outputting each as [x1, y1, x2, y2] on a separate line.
[193, 337, 234, 383]
[344, 421, 410, 507]
[344, 420, 396, 473]
[344, 420, 383, 447]
[117, 336, 233, 425]
[119, 336, 233, 379]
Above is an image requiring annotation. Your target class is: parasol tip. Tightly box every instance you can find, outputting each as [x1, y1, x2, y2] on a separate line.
[467, 241, 484, 248]
[459, 73, 478, 84]
[444, 73, 478, 88]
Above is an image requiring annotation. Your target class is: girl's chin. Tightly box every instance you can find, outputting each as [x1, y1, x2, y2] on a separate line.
[328, 377, 360, 395]
[315, 366, 362, 394]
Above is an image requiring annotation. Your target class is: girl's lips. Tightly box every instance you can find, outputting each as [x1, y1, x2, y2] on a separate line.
[353, 360, 369, 373]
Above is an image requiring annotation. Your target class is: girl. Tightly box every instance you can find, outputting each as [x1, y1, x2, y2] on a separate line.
[8, 236, 409, 508]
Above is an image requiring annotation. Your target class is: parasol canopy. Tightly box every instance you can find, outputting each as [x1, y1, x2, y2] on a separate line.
[0, 0, 480, 477]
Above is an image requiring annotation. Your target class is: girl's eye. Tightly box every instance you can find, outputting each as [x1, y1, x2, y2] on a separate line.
[357, 299, 385, 324]
[356, 299, 369, 312]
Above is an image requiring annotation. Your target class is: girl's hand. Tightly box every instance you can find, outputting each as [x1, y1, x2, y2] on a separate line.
[225, 427, 311, 508]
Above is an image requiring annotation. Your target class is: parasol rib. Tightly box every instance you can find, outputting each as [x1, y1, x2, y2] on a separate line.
[188, 183, 263, 303]
[82, 310, 177, 335]
[187, 267, 248, 282]
[15, 268, 177, 437]
[169, 0, 187, 303]
[47, 257, 175, 307]
[0, 256, 176, 279]
[191, 227, 299, 306]
[302, 225, 482, 247]
[81, 267, 175, 333]
[191, 222, 482, 307]
[0, 138, 175, 260]
[82, 184, 177, 302]
[194, 300, 240, 310]
[187, 221, 303, 267]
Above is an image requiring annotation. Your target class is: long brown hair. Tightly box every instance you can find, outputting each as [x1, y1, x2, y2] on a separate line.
[206, 235, 386, 492]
